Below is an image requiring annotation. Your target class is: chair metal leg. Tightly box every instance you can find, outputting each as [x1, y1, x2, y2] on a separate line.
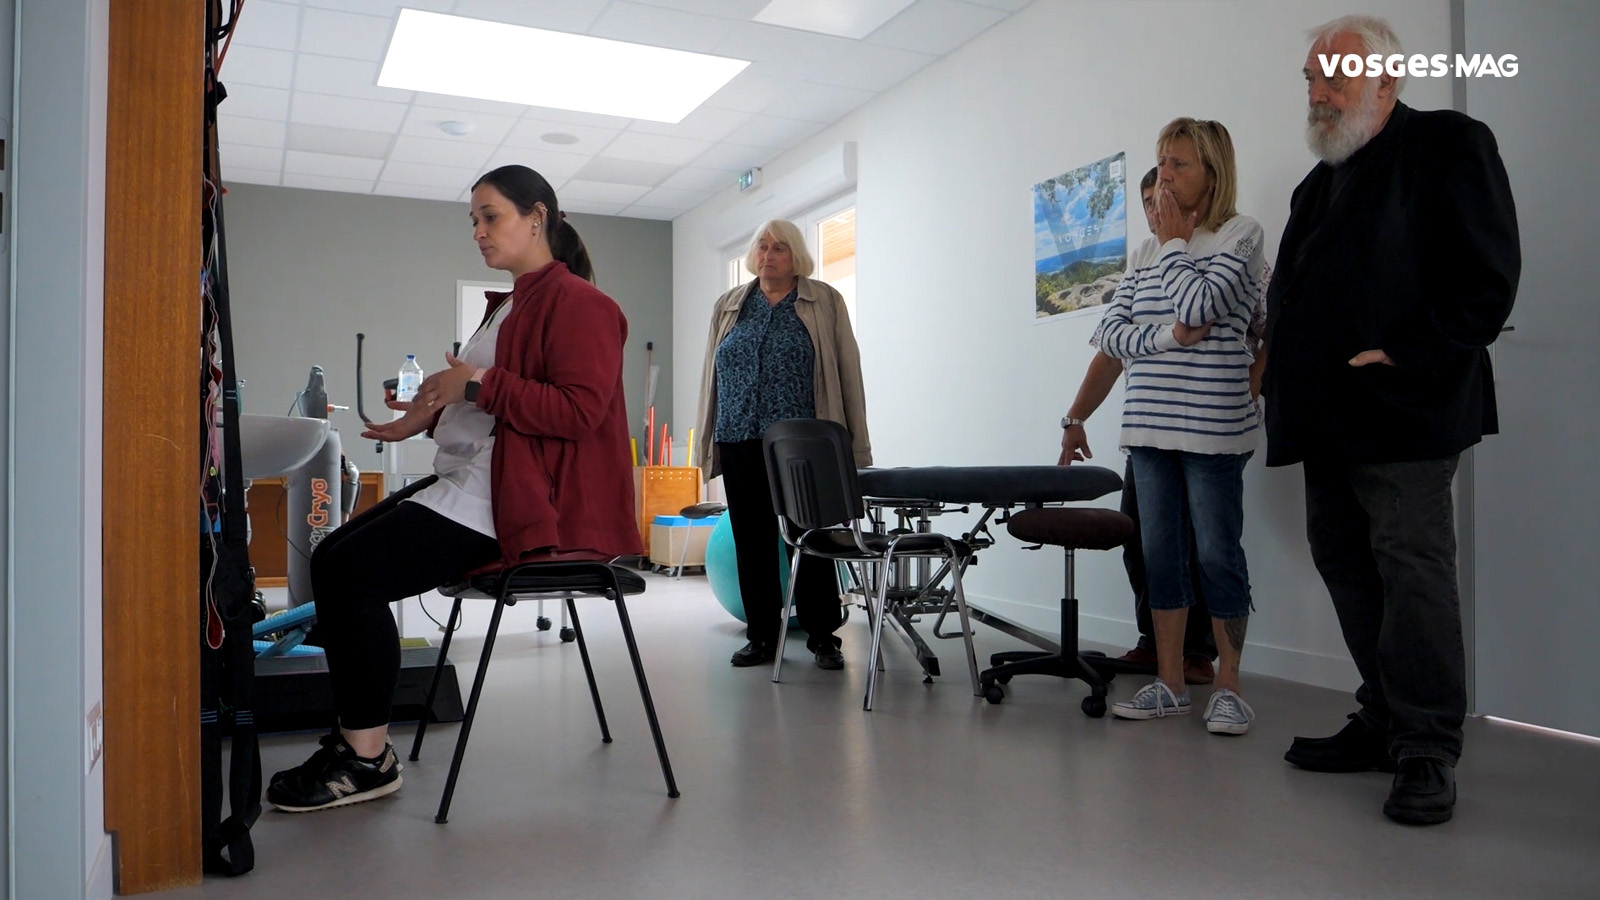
[673, 525, 691, 578]
[410, 595, 463, 762]
[609, 583, 680, 798]
[566, 596, 611, 743]
[864, 555, 895, 710]
[947, 556, 982, 697]
[435, 596, 507, 824]
[770, 546, 805, 683]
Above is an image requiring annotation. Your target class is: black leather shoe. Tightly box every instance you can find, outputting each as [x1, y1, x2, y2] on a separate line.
[1284, 714, 1397, 773]
[1384, 757, 1456, 825]
[814, 644, 845, 670]
[730, 641, 776, 667]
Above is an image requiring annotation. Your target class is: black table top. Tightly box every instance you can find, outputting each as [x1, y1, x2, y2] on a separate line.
[858, 465, 1122, 505]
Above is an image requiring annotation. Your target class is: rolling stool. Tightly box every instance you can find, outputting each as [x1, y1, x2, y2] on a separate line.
[673, 501, 726, 577]
[981, 507, 1135, 716]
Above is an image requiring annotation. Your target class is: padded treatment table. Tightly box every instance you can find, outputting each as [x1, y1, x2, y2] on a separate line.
[854, 465, 1123, 681]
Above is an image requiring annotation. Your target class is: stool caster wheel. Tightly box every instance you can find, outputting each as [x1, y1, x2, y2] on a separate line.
[983, 684, 1005, 704]
[996, 674, 1012, 685]
[1082, 695, 1107, 718]
[559, 627, 576, 643]
[536, 616, 552, 631]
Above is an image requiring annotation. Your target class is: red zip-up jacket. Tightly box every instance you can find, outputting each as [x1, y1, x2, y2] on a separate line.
[468, 261, 642, 561]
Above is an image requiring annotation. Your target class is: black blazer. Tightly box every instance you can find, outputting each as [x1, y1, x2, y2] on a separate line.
[1262, 102, 1520, 466]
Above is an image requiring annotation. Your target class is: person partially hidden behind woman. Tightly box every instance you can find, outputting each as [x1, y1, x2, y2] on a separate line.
[693, 219, 871, 670]
[266, 165, 642, 813]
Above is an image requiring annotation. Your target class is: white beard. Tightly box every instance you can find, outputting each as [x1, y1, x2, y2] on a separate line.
[1306, 79, 1383, 165]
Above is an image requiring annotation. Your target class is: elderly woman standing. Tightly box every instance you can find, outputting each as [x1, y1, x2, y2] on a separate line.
[1093, 119, 1264, 734]
[694, 219, 871, 670]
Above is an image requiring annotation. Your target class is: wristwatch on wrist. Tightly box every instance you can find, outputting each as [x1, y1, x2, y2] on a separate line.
[1060, 416, 1086, 429]
[464, 368, 486, 403]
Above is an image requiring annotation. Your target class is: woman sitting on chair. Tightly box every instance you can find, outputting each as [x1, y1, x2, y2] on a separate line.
[267, 165, 642, 813]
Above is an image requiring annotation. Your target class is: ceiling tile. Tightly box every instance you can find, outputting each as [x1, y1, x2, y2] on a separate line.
[773, 81, 875, 123]
[626, 0, 771, 18]
[574, 157, 678, 188]
[222, 168, 283, 188]
[221, 84, 291, 120]
[294, 54, 414, 103]
[866, 0, 1007, 55]
[389, 135, 495, 169]
[560, 199, 628, 216]
[514, 106, 635, 130]
[219, 45, 295, 89]
[282, 172, 378, 193]
[699, 70, 786, 114]
[219, 144, 285, 171]
[285, 149, 385, 179]
[725, 113, 824, 150]
[289, 93, 409, 131]
[627, 106, 753, 143]
[379, 161, 481, 189]
[297, 8, 394, 62]
[231, 1, 300, 52]
[410, 92, 530, 117]
[962, 0, 1034, 10]
[303, 0, 452, 14]
[587, 2, 742, 54]
[689, 142, 774, 173]
[600, 132, 713, 166]
[449, 0, 611, 32]
[400, 106, 518, 144]
[754, 0, 917, 41]
[218, 114, 287, 148]
[482, 147, 593, 180]
[558, 180, 651, 205]
[286, 122, 395, 158]
[503, 118, 623, 153]
[372, 181, 465, 202]
[661, 166, 736, 192]
[637, 186, 712, 210]
[619, 205, 683, 221]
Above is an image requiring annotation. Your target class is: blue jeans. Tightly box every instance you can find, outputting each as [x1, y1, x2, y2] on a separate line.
[1127, 447, 1252, 619]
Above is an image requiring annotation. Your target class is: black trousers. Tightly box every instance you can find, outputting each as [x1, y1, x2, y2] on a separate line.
[310, 476, 501, 730]
[716, 439, 843, 651]
[1121, 457, 1217, 657]
[1303, 455, 1465, 764]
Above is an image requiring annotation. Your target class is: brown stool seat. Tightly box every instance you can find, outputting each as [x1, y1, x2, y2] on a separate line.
[1007, 507, 1135, 551]
[679, 501, 727, 519]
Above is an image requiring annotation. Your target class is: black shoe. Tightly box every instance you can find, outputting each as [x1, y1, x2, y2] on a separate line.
[1284, 713, 1398, 773]
[1384, 757, 1456, 825]
[814, 644, 845, 670]
[730, 641, 777, 667]
[266, 736, 403, 813]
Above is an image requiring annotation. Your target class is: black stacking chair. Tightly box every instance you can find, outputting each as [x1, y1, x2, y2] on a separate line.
[762, 418, 980, 710]
[981, 507, 1135, 716]
[411, 560, 679, 823]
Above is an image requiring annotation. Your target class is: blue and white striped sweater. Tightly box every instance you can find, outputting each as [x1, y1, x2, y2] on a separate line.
[1092, 215, 1265, 455]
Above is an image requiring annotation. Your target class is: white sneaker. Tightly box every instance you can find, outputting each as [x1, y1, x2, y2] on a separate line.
[1203, 688, 1256, 735]
[1112, 680, 1190, 720]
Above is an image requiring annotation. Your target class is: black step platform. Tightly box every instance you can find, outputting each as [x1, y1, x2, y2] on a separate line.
[250, 646, 464, 734]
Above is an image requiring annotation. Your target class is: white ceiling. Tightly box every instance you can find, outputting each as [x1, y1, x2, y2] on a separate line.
[217, 0, 1032, 218]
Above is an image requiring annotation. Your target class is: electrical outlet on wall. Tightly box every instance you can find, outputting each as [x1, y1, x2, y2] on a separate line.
[86, 701, 104, 773]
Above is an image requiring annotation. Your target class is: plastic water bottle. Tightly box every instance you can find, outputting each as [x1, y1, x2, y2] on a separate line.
[397, 355, 423, 403]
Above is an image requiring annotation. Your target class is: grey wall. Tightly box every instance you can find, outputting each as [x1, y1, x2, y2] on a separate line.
[222, 183, 674, 476]
[1, 0, 14, 889]
[1465, 0, 1600, 736]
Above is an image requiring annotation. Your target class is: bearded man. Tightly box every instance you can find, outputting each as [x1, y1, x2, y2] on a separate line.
[1262, 15, 1520, 825]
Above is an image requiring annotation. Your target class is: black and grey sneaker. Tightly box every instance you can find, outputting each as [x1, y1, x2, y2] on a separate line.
[266, 735, 403, 813]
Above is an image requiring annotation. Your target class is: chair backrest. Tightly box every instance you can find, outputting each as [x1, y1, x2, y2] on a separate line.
[762, 418, 864, 531]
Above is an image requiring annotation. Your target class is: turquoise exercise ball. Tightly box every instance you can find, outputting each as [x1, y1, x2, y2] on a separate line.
[704, 511, 791, 624]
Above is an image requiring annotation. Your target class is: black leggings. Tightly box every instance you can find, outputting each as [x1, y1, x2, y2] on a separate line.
[310, 476, 501, 730]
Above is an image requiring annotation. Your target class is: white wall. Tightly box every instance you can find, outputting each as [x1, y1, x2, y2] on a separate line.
[675, 0, 1454, 690]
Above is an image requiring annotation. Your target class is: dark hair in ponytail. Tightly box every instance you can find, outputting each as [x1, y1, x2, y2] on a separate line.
[472, 165, 596, 283]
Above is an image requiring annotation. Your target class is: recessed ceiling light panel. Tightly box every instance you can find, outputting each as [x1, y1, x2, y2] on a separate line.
[379, 10, 750, 124]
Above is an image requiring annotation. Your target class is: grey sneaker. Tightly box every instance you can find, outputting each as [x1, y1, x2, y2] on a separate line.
[1203, 688, 1256, 735]
[1112, 680, 1191, 720]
